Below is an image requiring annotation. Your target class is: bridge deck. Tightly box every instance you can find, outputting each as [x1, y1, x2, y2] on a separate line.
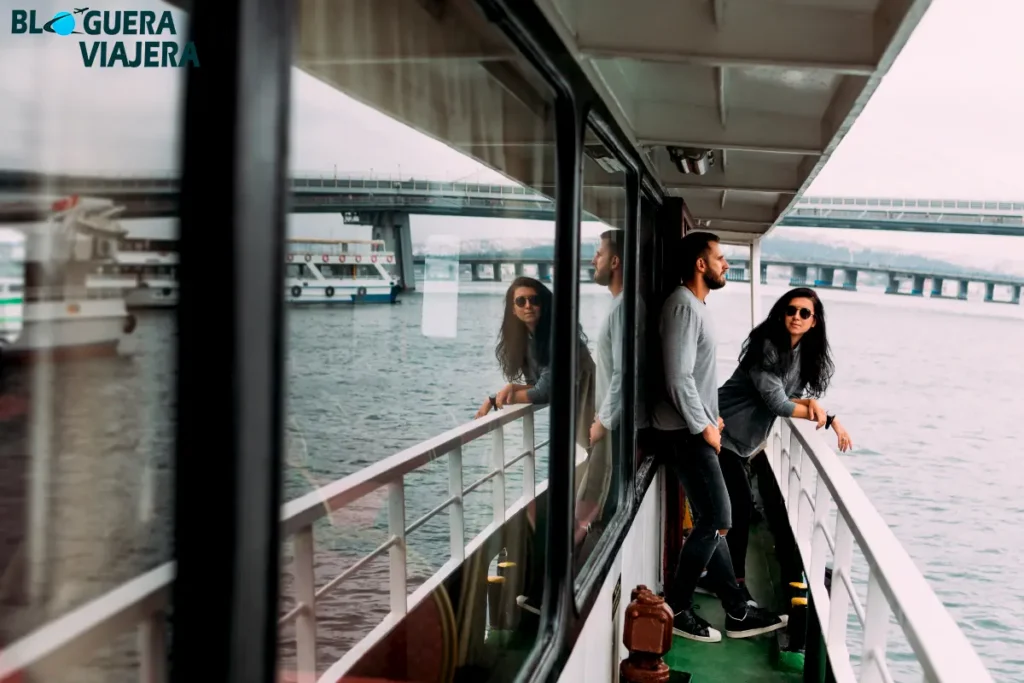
[2, 171, 1024, 236]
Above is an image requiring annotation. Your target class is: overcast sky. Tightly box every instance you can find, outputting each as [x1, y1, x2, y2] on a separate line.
[1, 0, 1022, 267]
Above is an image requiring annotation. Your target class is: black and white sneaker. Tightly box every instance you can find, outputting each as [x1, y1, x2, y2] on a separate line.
[672, 606, 722, 643]
[725, 605, 788, 639]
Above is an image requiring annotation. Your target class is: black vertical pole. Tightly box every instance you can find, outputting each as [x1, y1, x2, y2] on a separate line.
[171, 0, 293, 680]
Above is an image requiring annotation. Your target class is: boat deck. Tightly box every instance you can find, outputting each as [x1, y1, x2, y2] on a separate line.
[666, 522, 803, 683]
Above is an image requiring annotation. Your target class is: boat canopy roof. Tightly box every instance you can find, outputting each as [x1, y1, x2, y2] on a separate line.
[212, 0, 928, 244]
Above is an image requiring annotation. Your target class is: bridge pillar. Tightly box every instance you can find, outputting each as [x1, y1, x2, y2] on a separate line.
[957, 280, 969, 300]
[514, 263, 524, 277]
[930, 277, 944, 297]
[1013, 285, 1021, 304]
[789, 265, 808, 286]
[760, 263, 768, 285]
[370, 211, 415, 291]
[814, 267, 835, 288]
[884, 273, 899, 294]
[538, 263, 552, 282]
[471, 265, 486, 282]
[842, 269, 858, 291]
[984, 282, 995, 302]
[491, 262, 503, 282]
[911, 275, 925, 296]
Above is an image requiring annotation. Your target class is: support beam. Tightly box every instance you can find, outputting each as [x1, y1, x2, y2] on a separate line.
[635, 102, 824, 154]
[678, 193, 778, 225]
[369, 211, 415, 291]
[575, 0, 876, 73]
[750, 239, 762, 327]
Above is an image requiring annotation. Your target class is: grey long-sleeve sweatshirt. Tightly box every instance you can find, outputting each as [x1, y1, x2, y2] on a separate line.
[651, 286, 718, 434]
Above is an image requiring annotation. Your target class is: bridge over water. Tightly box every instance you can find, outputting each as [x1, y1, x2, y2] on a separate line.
[3, 170, 1022, 298]
[415, 255, 1024, 304]
[2, 170, 1023, 236]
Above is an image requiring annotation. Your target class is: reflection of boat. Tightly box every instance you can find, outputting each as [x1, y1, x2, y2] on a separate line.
[285, 238, 401, 304]
[0, 196, 136, 362]
[113, 219, 178, 308]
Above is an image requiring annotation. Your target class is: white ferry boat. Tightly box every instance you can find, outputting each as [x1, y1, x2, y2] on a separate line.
[285, 238, 401, 304]
[0, 196, 137, 363]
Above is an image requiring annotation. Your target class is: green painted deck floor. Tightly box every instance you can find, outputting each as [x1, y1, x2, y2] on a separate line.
[664, 523, 804, 683]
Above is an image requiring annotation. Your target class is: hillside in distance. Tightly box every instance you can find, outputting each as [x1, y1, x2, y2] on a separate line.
[414, 235, 1015, 279]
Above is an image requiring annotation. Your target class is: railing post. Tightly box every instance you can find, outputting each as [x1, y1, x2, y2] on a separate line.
[388, 479, 408, 615]
[449, 445, 465, 563]
[294, 526, 317, 683]
[779, 424, 791, 498]
[138, 610, 167, 683]
[492, 425, 506, 525]
[860, 571, 891, 683]
[810, 479, 832, 625]
[522, 412, 535, 503]
[787, 433, 801, 529]
[827, 515, 855, 648]
[797, 448, 816, 554]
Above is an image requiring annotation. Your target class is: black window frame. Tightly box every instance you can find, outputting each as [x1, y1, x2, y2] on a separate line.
[170, 0, 293, 681]
[474, 2, 670, 682]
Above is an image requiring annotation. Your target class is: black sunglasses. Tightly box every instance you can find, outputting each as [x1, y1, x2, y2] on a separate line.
[785, 305, 813, 320]
[514, 295, 540, 308]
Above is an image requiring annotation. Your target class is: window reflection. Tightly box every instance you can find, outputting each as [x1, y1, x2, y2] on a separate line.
[278, 1, 558, 681]
[0, 1, 188, 681]
[572, 132, 631, 577]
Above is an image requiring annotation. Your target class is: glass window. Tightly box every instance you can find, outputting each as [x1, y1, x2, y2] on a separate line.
[572, 131, 629, 580]
[0, 2, 188, 680]
[278, 3, 558, 681]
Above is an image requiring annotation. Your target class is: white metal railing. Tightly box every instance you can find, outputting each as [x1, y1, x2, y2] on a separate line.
[765, 418, 994, 683]
[0, 405, 545, 683]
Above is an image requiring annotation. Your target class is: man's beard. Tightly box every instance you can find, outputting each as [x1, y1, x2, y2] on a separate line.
[703, 270, 725, 290]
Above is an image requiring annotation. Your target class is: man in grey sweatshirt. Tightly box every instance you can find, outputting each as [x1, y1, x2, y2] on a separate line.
[653, 231, 787, 643]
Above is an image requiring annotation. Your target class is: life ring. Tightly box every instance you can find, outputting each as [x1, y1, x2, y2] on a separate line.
[386, 255, 394, 263]
[357, 287, 367, 297]
[304, 254, 311, 262]
[325, 286, 335, 298]
[291, 285, 302, 297]
[355, 255, 362, 263]
[287, 254, 293, 262]
[322, 254, 329, 263]
[123, 314, 137, 335]
[371, 255, 378, 263]
[339, 255, 346, 263]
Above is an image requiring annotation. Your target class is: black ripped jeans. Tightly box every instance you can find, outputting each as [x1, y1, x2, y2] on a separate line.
[717, 446, 753, 581]
[662, 429, 747, 616]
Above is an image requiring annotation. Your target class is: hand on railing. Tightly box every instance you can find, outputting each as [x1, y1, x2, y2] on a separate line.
[806, 398, 827, 429]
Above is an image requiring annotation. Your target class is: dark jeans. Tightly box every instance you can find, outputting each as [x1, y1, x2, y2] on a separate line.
[662, 429, 746, 615]
[718, 447, 753, 581]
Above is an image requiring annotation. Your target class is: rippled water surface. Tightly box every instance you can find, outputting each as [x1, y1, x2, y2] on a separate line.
[1, 280, 1022, 682]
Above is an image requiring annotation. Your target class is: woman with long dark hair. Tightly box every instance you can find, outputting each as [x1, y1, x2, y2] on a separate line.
[702, 288, 853, 605]
[474, 276, 594, 425]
